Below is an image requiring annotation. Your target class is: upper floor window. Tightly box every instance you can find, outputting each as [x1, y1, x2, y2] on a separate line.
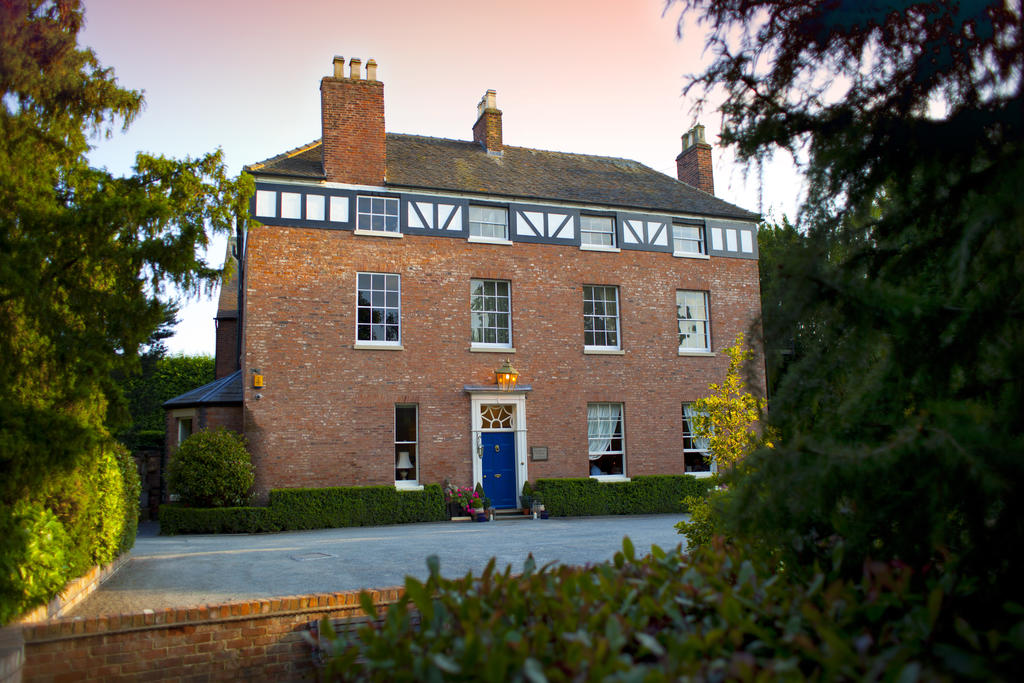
[356, 273, 400, 344]
[470, 279, 512, 347]
[673, 223, 706, 255]
[357, 196, 399, 233]
[682, 403, 714, 475]
[588, 402, 625, 476]
[583, 285, 620, 349]
[469, 206, 508, 240]
[580, 215, 615, 248]
[677, 290, 710, 352]
[395, 404, 419, 485]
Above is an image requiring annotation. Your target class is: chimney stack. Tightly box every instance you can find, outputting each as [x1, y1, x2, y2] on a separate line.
[473, 89, 503, 155]
[321, 55, 385, 185]
[676, 124, 715, 195]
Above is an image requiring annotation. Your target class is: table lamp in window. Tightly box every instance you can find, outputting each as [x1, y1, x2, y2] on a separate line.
[396, 451, 414, 480]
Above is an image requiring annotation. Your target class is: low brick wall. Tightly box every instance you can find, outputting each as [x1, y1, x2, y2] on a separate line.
[17, 554, 128, 624]
[20, 588, 404, 681]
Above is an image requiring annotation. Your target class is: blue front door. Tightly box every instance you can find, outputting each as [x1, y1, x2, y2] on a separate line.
[481, 432, 516, 508]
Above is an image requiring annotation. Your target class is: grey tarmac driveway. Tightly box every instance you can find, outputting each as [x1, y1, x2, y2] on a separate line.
[68, 514, 688, 618]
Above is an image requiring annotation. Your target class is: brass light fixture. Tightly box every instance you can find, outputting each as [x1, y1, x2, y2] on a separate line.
[495, 359, 519, 391]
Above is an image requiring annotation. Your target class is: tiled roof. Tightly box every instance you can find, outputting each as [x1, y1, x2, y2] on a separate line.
[246, 135, 758, 221]
[163, 370, 242, 408]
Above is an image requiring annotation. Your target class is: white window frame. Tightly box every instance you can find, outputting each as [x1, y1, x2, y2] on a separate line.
[468, 205, 509, 242]
[580, 215, 616, 249]
[356, 195, 400, 234]
[682, 403, 716, 477]
[395, 404, 420, 488]
[177, 417, 193, 448]
[677, 290, 711, 353]
[470, 279, 513, 349]
[673, 223, 707, 257]
[587, 402, 627, 480]
[355, 272, 402, 347]
[583, 285, 621, 350]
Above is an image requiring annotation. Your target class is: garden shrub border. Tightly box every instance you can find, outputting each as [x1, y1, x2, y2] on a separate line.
[159, 484, 446, 535]
[533, 475, 711, 517]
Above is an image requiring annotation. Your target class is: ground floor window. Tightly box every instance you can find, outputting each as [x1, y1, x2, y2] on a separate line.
[682, 403, 714, 473]
[395, 404, 418, 484]
[588, 402, 624, 476]
[176, 416, 193, 448]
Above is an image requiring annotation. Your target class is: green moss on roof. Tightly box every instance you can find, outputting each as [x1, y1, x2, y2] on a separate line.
[246, 134, 757, 220]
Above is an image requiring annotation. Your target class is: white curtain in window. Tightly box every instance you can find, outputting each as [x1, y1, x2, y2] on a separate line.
[683, 404, 711, 454]
[588, 403, 620, 460]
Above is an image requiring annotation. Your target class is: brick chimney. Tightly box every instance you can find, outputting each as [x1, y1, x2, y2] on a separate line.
[472, 89, 503, 155]
[676, 124, 714, 195]
[321, 56, 385, 185]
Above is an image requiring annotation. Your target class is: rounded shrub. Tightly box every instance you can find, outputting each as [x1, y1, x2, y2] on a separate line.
[168, 429, 254, 507]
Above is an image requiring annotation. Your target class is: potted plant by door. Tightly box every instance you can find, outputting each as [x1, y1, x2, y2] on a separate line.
[520, 481, 534, 516]
[473, 483, 489, 521]
[451, 486, 481, 520]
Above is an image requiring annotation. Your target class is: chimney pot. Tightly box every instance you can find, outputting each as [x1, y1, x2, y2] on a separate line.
[321, 54, 385, 185]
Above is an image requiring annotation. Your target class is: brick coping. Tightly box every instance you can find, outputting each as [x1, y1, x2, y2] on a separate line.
[20, 587, 405, 644]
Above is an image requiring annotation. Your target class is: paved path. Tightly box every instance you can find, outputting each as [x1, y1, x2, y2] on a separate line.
[69, 515, 687, 618]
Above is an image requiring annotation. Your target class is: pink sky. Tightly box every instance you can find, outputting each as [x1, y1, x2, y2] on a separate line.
[81, 0, 801, 355]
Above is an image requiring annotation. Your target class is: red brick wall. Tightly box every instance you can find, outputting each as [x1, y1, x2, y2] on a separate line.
[473, 109, 503, 152]
[241, 225, 763, 500]
[320, 76, 385, 186]
[20, 589, 401, 681]
[676, 143, 715, 195]
[214, 316, 238, 379]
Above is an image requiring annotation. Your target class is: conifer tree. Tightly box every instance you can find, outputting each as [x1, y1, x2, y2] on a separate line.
[670, 0, 1024, 606]
[0, 0, 251, 506]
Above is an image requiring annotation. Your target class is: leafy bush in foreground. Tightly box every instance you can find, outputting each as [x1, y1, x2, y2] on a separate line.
[322, 540, 1024, 681]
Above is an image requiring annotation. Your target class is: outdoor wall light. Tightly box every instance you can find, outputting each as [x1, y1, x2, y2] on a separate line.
[495, 359, 519, 391]
[252, 368, 264, 389]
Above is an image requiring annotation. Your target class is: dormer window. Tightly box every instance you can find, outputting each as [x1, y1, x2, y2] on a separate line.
[357, 196, 399, 233]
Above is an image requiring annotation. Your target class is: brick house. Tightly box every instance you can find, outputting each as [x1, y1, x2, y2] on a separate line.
[166, 56, 763, 509]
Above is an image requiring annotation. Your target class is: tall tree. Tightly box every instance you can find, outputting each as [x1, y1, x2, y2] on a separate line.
[0, 1, 251, 502]
[670, 0, 1023, 604]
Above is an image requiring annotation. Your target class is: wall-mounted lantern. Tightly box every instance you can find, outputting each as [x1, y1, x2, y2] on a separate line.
[495, 359, 519, 392]
[252, 368, 264, 389]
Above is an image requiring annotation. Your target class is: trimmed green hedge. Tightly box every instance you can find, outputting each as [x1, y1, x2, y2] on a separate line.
[159, 484, 446, 535]
[1, 443, 140, 624]
[533, 475, 711, 517]
[159, 505, 274, 535]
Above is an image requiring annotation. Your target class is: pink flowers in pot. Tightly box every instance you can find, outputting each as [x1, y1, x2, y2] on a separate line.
[450, 486, 483, 513]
